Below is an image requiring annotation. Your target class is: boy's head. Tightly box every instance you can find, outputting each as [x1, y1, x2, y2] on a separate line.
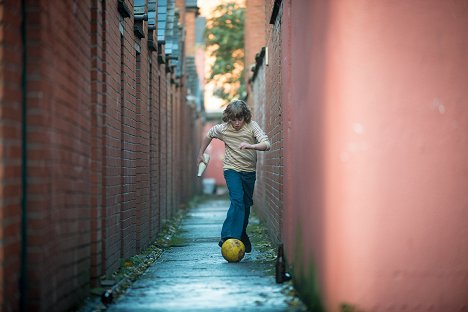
[222, 99, 252, 124]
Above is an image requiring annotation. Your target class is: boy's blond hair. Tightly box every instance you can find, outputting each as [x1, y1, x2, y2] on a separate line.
[222, 99, 252, 123]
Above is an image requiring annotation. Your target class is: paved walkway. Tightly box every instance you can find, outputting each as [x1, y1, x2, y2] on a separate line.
[107, 195, 308, 312]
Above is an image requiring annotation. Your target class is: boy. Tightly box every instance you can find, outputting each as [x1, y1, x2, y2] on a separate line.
[197, 99, 270, 253]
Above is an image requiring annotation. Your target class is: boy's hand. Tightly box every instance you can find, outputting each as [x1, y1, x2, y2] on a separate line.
[239, 142, 253, 150]
[197, 154, 207, 165]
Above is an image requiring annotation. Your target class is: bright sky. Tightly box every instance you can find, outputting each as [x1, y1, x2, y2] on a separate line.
[198, 0, 245, 113]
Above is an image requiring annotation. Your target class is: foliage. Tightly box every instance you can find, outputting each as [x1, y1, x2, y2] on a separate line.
[205, 2, 245, 102]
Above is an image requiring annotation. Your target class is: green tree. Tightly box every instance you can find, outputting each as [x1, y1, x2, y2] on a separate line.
[205, 2, 245, 103]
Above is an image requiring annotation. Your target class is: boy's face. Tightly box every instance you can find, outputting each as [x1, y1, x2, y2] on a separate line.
[230, 117, 245, 130]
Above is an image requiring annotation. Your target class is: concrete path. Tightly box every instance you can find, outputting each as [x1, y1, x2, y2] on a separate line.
[107, 196, 308, 312]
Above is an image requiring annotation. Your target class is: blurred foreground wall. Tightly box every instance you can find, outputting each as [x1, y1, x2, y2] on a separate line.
[248, 0, 468, 310]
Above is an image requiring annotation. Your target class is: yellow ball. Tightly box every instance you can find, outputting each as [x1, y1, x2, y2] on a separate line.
[221, 238, 245, 262]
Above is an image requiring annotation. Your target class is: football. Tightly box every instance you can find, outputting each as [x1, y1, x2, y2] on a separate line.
[221, 238, 246, 262]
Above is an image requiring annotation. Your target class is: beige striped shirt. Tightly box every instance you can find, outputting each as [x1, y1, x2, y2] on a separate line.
[207, 121, 271, 172]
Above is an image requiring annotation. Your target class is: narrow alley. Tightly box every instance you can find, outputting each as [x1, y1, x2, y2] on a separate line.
[1, 1, 468, 311]
[103, 195, 307, 311]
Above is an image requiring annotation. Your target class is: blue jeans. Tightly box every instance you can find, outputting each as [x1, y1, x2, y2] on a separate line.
[221, 169, 256, 240]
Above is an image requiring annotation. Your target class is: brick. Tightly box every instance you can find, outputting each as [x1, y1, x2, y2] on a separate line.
[0, 0, 199, 310]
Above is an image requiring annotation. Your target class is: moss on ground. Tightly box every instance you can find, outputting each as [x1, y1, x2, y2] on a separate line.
[78, 195, 309, 311]
[248, 209, 310, 311]
[78, 196, 207, 311]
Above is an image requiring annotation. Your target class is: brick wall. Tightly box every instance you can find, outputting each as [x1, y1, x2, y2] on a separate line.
[90, 0, 104, 288]
[159, 69, 168, 225]
[202, 121, 226, 186]
[244, 0, 265, 88]
[148, 58, 160, 240]
[185, 12, 196, 56]
[24, 1, 93, 310]
[0, 1, 23, 310]
[0, 0, 200, 310]
[249, 1, 284, 244]
[101, 0, 123, 277]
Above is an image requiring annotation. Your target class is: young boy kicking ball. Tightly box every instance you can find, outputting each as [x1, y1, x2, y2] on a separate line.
[197, 99, 270, 253]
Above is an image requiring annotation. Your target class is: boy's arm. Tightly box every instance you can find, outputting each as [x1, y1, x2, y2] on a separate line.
[239, 141, 269, 151]
[197, 135, 212, 165]
[239, 121, 271, 151]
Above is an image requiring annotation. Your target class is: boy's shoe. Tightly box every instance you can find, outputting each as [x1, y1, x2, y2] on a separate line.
[242, 237, 252, 253]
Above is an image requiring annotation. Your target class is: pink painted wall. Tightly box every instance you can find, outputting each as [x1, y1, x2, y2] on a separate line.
[203, 122, 226, 186]
[282, 0, 468, 310]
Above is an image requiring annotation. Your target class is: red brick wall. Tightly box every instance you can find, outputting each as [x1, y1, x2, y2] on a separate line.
[244, 0, 266, 88]
[0, 0, 200, 310]
[135, 44, 150, 252]
[101, 0, 123, 277]
[148, 58, 161, 240]
[249, 1, 284, 244]
[202, 121, 226, 186]
[120, 5, 137, 262]
[90, 0, 104, 287]
[185, 11, 196, 56]
[159, 70, 168, 224]
[0, 1, 23, 310]
[167, 83, 173, 219]
[23, 1, 92, 310]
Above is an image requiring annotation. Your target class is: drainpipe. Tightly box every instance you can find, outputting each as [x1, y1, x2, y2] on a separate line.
[20, 0, 28, 310]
